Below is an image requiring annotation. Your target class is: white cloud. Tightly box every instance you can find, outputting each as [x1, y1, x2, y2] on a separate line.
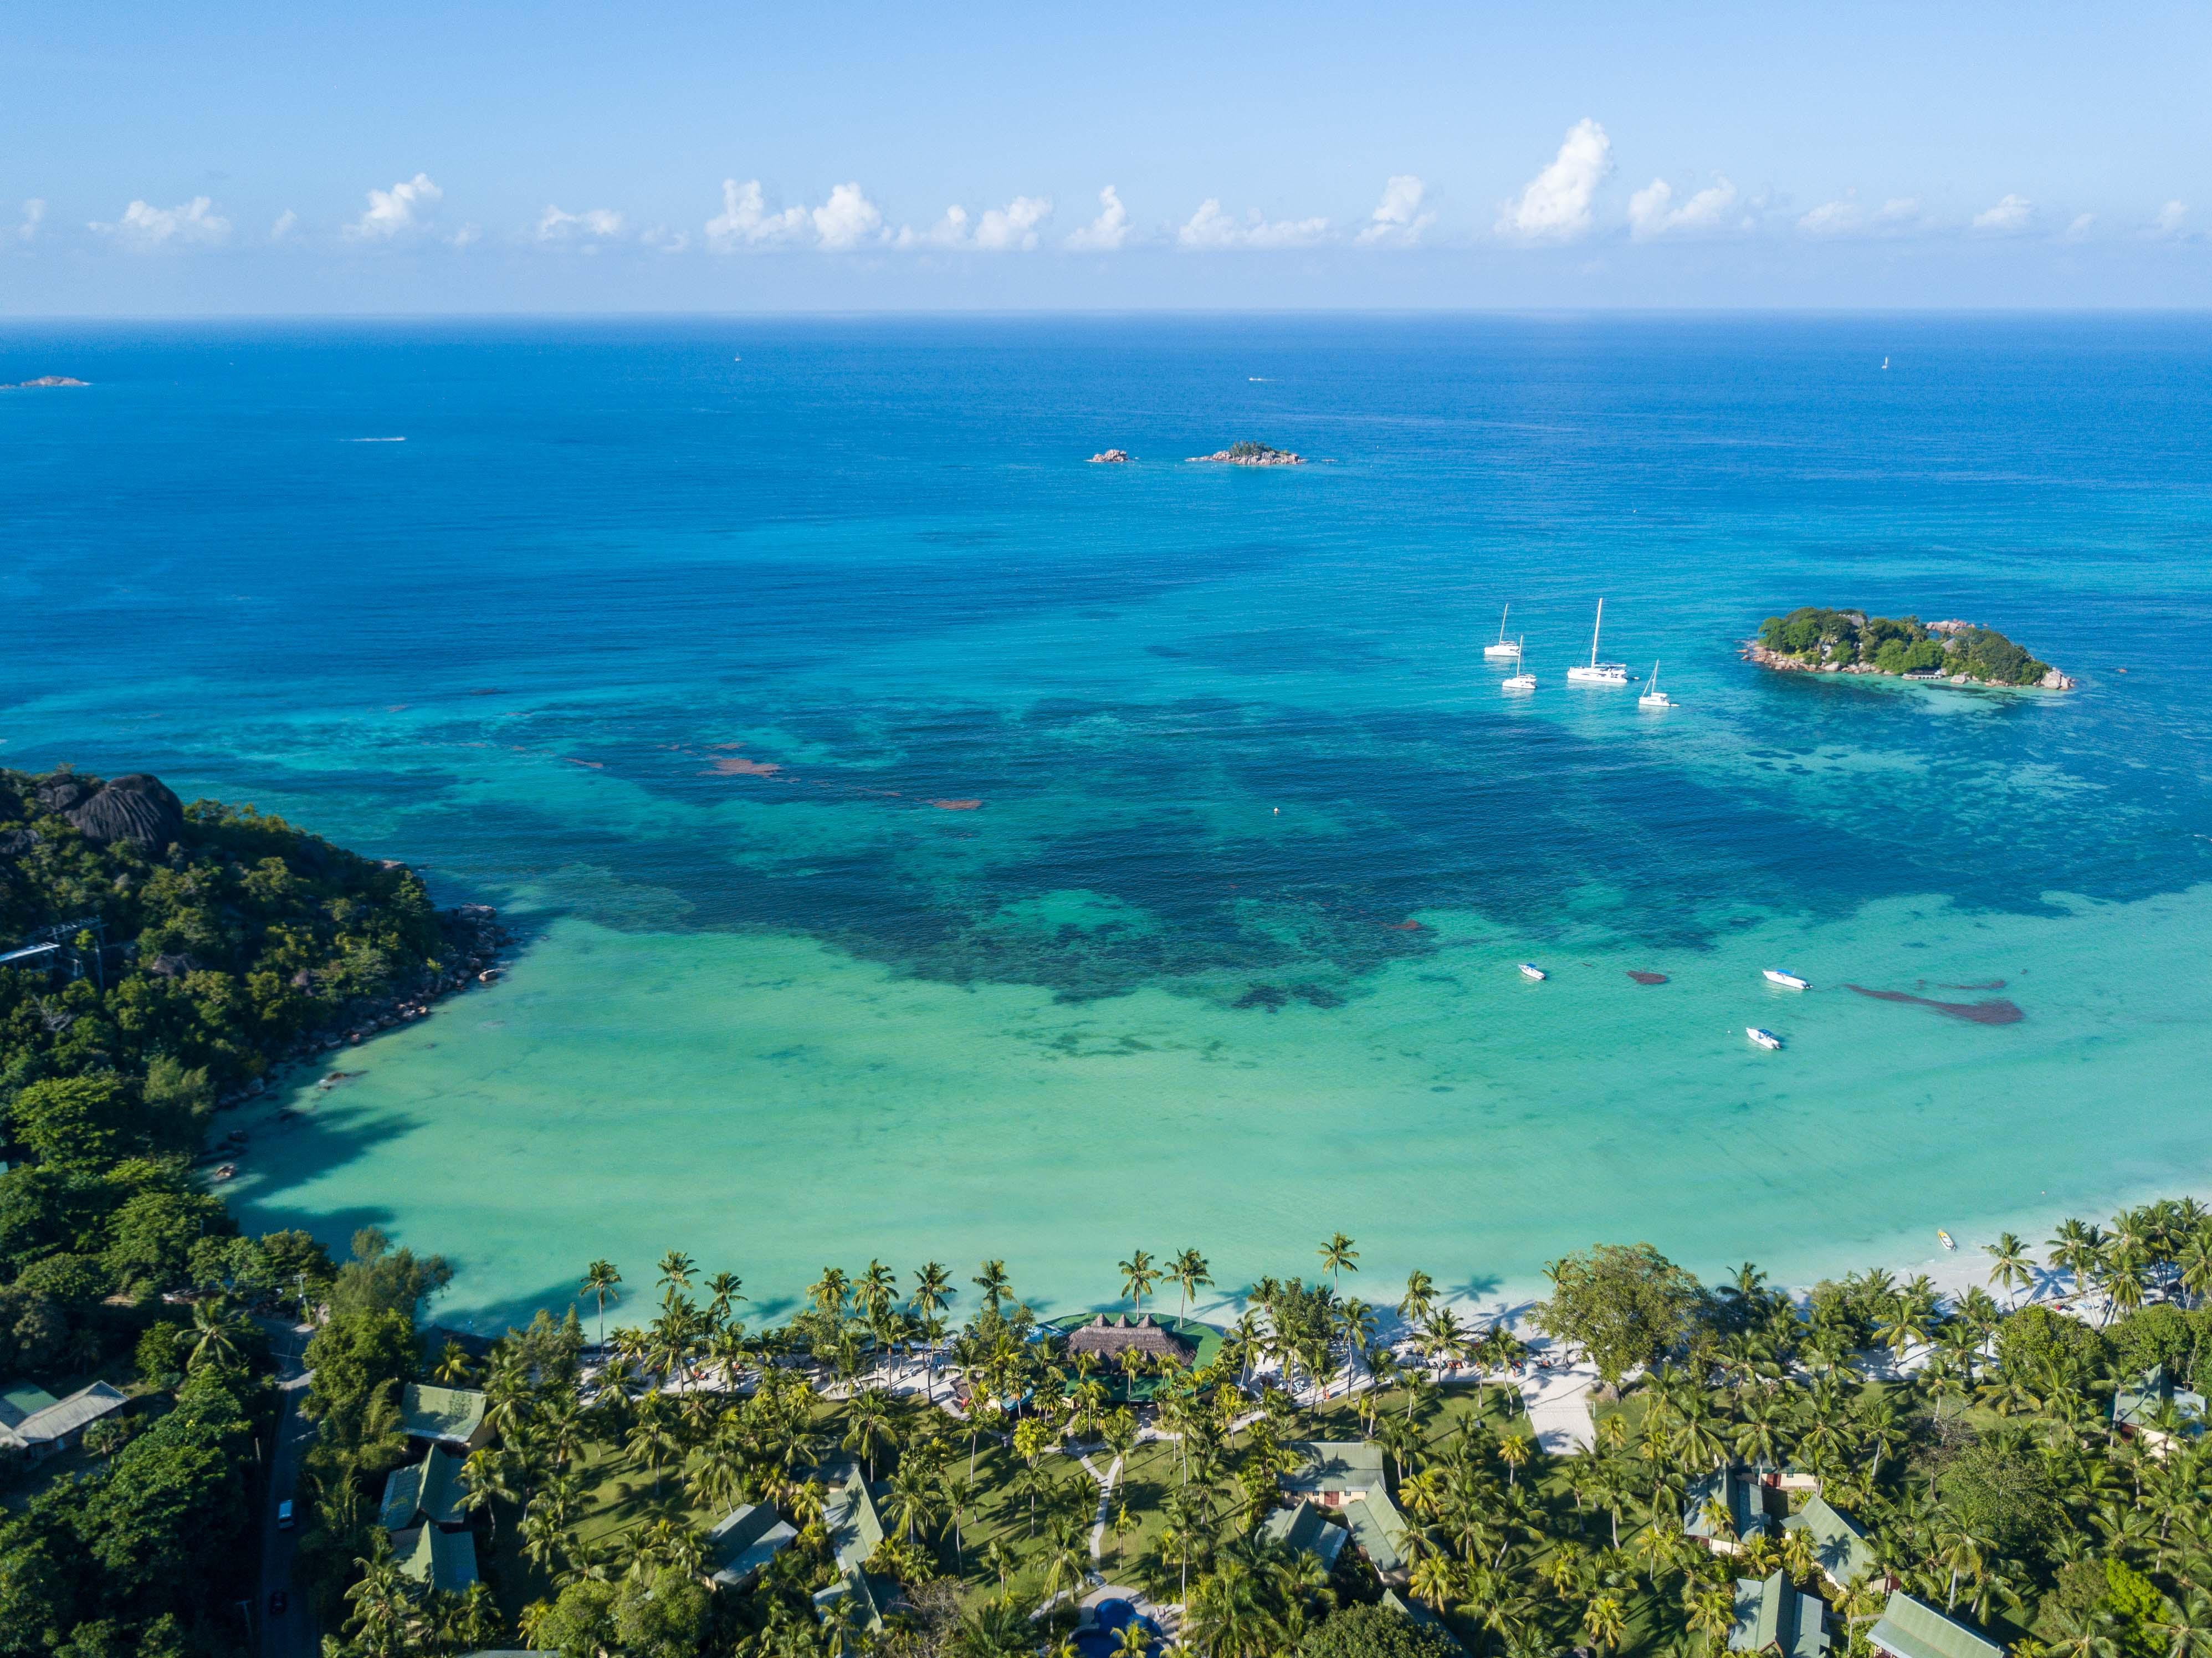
[975, 195, 1051, 251]
[349, 173, 442, 240]
[1971, 193, 2032, 234]
[269, 209, 298, 242]
[1498, 119, 1611, 242]
[706, 180, 809, 249]
[537, 204, 626, 243]
[895, 206, 971, 249]
[18, 198, 45, 242]
[1179, 198, 1330, 249]
[1627, 175, 1742, 239]
[2062, 213, 2096, 243]
[1355, 175, 1436, 247]
[1795, 194, 1921, 238]
[449, 223, 481, 249]
[2154, 200, 2189, 238]
[91, 196, 232, 248]
[1064, 186, 1130, 251]
[811, 182, 884, 250]
[641, 224, 690, 253]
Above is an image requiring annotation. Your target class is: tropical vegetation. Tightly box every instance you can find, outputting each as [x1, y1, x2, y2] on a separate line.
[1755, 609, 2056, 686]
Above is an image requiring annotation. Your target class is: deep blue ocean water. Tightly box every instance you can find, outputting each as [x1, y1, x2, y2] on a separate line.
[5, 315, 2211, 1322]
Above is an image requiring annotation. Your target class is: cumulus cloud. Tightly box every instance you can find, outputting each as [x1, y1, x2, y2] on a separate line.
[975, 195, 1051, 251]
[706, 180, 810, 248]
[2062, 213, 2096, 244]
[19, 198, 45, 242]
[1498, 119, 1611, 242]
[1355, 175, 1436, 247]
[2154, 200, 2189, 237]
[349, 173, 442, 240]
[1064, 186, 1130, 251]
[91, 196, 232, 248]
[1971, 194, 2032, 234]
[1179, 199, 1330, 249]
[537, 204, 626, 243]
[270, 209, 298, 242]
[811, 182, 884, 250]
[895, 206, 970, 250]
[449, 223, 481, 249]
[1627, 175, 1743, 239]
[641, 224, 690, 253]
[1796, 194, 1922, 238]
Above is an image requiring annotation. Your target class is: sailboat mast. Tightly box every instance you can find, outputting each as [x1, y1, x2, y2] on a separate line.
[1589, 597, 1602, 668]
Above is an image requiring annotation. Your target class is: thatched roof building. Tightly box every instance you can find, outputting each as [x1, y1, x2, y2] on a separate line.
[1066, 1312, 1195, 1365]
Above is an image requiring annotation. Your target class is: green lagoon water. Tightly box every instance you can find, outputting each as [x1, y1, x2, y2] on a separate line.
[6, 315, 2211, 1327]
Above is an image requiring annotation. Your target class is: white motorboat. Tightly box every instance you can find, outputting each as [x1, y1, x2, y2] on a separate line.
[1565, 598, 1630, 684]
[1763, 969, 1810, 991]
[1502, 639, 1536, 692]
[1518, 963, 1548, 981]
[1483, 606, 1522, 661]
[1638, 662, 1675, 709]
[1746, 1027, 1783, 1051]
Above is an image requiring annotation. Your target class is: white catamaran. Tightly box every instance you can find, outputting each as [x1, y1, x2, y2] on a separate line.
[1638, 662, 1675, 709]
[1483, 606, 1523, 661]
[1565, 598, 1630, 684]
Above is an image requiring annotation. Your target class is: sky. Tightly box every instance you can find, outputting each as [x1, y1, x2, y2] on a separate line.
[4, 1, 2209, 313]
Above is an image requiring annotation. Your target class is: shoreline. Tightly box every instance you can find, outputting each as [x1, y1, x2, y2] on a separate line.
[1740, 638, 2077, 691]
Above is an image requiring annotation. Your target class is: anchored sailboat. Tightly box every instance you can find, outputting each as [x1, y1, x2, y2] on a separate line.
[1565, 598, 1630, 684]
[1638, 662, 1675, 709]
[1483, 606, 1523, 661]
[1503, 639, 1536, 692]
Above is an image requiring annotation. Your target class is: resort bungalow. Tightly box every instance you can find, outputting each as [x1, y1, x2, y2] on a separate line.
[400, 1383, 491, 1454]
[0, 1380, 128, 1462]
[704, 1502, 797, 1591]
[1729, 1569, 1828, 1658]
[813, 1461, 890, 1631]
[380, 1446, 469, 1533]
[1866, 1592, 2003, 1658]
[1260, 1501, 1349, 1572]
[1783, 1496, 1880, 1590]
[1282, 1441, 1386, 1508]
[394, 1519, 479, 1594]
[1278, 1441, 1410, 1579]
[2113, 1367, 2207, 1451]
[1685, 1467, 1773, 1552]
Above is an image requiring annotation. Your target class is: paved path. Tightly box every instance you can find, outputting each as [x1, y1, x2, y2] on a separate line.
[1518, 1361, 1600, 1456]
[255, 1321, 319, 1658]
[1077, 1453, 1123, 1560]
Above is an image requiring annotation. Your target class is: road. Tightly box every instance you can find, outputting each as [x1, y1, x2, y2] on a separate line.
[255, 1320, 321, 1658]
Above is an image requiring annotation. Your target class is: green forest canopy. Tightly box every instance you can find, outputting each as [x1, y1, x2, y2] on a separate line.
[1756, 608, 2054, 685]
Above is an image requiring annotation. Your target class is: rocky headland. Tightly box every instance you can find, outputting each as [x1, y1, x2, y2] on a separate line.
[3, 376, 90, 389]
[1187, 440, 1303, 466]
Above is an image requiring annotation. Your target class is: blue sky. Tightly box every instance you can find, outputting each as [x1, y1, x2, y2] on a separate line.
[5, 0, 2209, 312]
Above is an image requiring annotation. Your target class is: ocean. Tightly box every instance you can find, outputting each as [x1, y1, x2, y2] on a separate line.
[4, 313, 2210, 1331]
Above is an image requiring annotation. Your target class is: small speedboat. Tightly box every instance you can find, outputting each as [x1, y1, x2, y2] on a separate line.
[213, 1163, 237, 1181]
[1518, 963, 1548, 981]
[1937, 1230, 1957, 1251]
[1745, 1027, 1782, 1051]
[1763, 969, 1810, 991]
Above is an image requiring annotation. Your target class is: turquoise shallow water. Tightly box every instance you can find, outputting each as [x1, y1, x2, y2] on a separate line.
[3, 315, 2210, 1327]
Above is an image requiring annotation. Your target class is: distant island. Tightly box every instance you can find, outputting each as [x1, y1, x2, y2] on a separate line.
[2, 375, 89, 389]
[1088, 448, 1131, 464]
[1187, 440, 1303, 466]
[1747, 607, 2075, 689]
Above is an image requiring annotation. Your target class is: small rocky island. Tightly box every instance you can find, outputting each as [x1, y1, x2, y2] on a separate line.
[1746, 607, 2075, 689]
[3, 376, 89, 389]
[1187, 440, 1303, 467]
[1088, 448, 1131, 464]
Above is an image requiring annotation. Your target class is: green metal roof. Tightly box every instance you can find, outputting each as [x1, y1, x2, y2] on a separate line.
[1260, 1500, 1348, 1570]
[820, 1463, 885, 1574]
[1784, 1496, 1876, 1585]
[1685, 1468, 1765, 1540]
[395, 1523, 479, 1595]
[401, 1383, 487, 1446]
[1729, 1570, 1827, 1658]
[1344, 1491, 1410, 1574]
[1282, 1440, 1386, 1497]
[380, 1447, 469, 1532]
[706, 1502, 798, 1587]
[1867, 1593, 2002, 1658]
[2113, 1367, 2208, 1433]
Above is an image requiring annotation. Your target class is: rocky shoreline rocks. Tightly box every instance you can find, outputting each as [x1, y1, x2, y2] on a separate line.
[1087, 448, 1131, 464]
[3, 376, 89, 389]
[1187, 441, 1303, 466]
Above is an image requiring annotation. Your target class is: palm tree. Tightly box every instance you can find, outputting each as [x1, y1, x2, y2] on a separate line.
[1497, 1432, 1530, 1487]
[1041, 1509, 1093, 1608]
[186, 1293, 249, 1371]
[624, 1395, 680, 1495]
[1319, 1232, 1360, 1292]
[1118, 1250, 1159, 1317]
[1399, 1269, 1437, 1331]
[843, 1386, 898, 1480]
[1685, 1578, 1739, 1656]
[1984, 1234, 2033, 1308]
[656, 1250, 695, 1301]
[580, 1261, 622, 1352]
[431, 1339, 475, 1385]
[809, 1266, 851, 1321]
[460, 1447, 520, 1540]
[704, 1271, 746, 1327]
[886, 1461, 943, 1543]
[1171, 1248, 1213, 1322]
[1583, 1592, 1628, 1654]
[972, 1259, 1011, 1314]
